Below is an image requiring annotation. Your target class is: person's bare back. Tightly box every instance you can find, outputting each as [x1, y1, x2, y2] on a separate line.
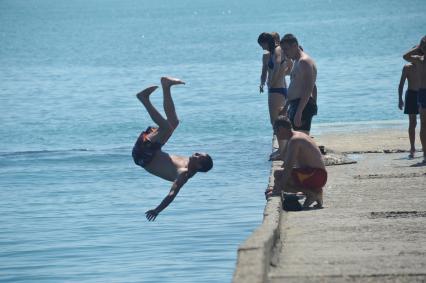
[266, 116, 327, 208]
[288, 131, 325, 169]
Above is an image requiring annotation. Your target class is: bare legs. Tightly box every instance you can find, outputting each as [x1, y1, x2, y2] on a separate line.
[137, 86, 168, 129]
[136, 77, 185, 144]
[420, 108, 426, 162]
[268, 93, 285, 126]
[267, 169, 323, 208]
[269, 93, 286, 160]
[161, 77, 184, 128]
[408, 114, 417, 158]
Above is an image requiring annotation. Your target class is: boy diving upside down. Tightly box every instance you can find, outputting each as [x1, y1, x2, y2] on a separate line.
[132, 77, 213, 221]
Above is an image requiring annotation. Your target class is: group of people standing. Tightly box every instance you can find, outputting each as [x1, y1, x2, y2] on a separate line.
[258, 33, 327, 208]
[258, 34, 426, 209]
[399, 36, 426, 163]
[258, 33, 318, 158]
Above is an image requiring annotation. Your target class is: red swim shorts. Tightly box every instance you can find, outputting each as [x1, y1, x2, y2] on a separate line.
[291, 167, 327, 191]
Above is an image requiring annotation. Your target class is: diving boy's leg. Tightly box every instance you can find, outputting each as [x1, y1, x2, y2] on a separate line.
[161, 77, 185, 129]
[136, 86, 173, 143]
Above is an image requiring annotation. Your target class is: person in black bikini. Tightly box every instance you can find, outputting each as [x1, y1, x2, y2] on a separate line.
[257, 33, 292, 125]
[132, 77, 213, 221]
[258, 32, 293, 160]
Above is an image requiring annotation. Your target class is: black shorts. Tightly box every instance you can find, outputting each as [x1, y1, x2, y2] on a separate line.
[132, 126, 163, 168]
[419, 89, 426, 109]
[288, 97, 317, 132]
[404, 90, 419, 114]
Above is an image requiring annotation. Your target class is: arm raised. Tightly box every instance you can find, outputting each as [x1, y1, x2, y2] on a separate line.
[403, 45, 423, 64]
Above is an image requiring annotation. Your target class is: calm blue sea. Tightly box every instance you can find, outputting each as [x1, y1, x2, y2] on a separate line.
[0, 0, 424, 282]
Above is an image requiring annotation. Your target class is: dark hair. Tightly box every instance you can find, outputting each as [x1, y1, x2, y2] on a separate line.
[257, 32, 276, 53]
[271, 32, 280, 44]
[273, 115, 292, 130]
[198, 154, 213, 172]
[280, 33, 298, 46]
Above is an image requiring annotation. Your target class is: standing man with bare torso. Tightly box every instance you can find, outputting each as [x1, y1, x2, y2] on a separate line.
[404, 36, 426, 164]
[280, 34, 317, 134]
[398, 61, 420, 158]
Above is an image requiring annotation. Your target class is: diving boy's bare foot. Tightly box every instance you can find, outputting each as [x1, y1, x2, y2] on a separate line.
[136, 86, 158, 103]
[161, 77, 185, 88]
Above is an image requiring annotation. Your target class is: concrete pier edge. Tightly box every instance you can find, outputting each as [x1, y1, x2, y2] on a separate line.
[232, 139, 283, 283]
[232, 195, 282, 283]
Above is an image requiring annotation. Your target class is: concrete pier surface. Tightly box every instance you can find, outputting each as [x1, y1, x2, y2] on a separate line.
[233, 128, 426, 283]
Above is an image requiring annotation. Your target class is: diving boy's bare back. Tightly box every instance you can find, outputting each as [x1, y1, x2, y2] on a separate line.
[132, 77, 213, 221]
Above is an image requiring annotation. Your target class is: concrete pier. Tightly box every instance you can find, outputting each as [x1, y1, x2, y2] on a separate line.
[233, 129, 426, 283]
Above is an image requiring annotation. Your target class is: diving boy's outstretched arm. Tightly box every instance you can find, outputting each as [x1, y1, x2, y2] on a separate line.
[145, 171, 190, 221]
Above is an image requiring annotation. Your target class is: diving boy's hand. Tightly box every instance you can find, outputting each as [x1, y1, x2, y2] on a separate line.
[145, 209, 159, 221]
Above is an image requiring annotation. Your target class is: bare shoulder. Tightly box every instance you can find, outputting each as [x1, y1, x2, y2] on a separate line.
[301, 53, 314, 63]
[275, 45, 282, 53]
[263, 51, 270, 59]
[404, 63, 413, 71]
[288, 133, 306, 146]
[298, 57, 314, 72]
[294, 132, 316, 145]
[177, 168, 189, 177]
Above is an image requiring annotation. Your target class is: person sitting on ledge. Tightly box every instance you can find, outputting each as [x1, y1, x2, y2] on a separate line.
[265, 116, 327, 208]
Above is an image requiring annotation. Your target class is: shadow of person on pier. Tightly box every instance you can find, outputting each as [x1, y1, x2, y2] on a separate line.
[410, 161, 426, 167]
[282, 193, 324, 211]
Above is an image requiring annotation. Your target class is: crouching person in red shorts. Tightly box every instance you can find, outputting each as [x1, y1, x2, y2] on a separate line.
[265, 116, 327, 208]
